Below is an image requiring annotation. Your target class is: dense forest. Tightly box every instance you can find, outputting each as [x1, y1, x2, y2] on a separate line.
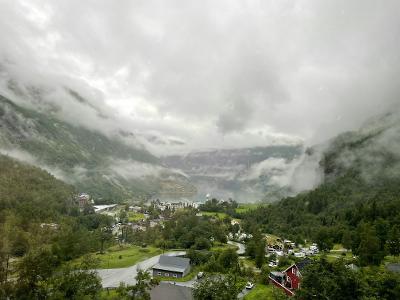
[243, 118, 400, 267]
[0, 154, 113, 298]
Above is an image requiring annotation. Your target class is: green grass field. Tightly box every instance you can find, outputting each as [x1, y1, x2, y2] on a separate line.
[241, 258, 256, 269]
[210, 242, 238, 252]
[128, 212, 145, 222]
[201, 211, 229, 219]
[244, 284, 274, 300]
[99, 289, 119, 300]
[332, 243, 344, 250]
[78, 245, 162, 269]
[235, 203, 261, 213]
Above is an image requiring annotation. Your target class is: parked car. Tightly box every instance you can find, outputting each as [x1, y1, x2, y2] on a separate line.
[268, 261, 278, 267]
[294, 252, 305, 258]
[245, 282, 254, 289]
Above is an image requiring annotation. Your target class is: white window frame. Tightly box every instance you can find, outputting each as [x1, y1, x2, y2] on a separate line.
[157, 272, 162, 276]
[173, 274, 178, 278]
[165, 273, 169, 277]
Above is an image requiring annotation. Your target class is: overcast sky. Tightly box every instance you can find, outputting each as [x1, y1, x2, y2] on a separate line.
[1, 0, 400, 154]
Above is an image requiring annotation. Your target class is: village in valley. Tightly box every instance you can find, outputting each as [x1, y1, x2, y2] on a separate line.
[70, 192, 361, 300]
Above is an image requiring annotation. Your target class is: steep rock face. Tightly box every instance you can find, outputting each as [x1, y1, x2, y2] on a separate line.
[162, 146, 303, 202]
[0, 95, 195, 202]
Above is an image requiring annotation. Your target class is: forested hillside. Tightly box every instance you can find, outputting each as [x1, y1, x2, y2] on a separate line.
[0, 154, 75, 221]
[0, 95, 195, 202]
[244, 112, 400, 266]
[0, 154, 113, 298]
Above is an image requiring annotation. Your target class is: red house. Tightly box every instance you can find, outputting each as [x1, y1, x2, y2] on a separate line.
[269, 258, 312, 296]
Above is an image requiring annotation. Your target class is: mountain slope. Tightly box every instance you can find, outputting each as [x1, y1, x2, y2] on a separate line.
[162, 145, 303, 202]
[243, 111, 400, 255]
[0, 95, 195, 202]
[0, 153, 75, 220]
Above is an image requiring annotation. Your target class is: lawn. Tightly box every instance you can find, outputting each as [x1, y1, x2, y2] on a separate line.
[244, 284, 275, 300]
[241, 258, 256, 269]
[211, 242, 238, 252]
[235, 203, 262, 214]
[201, 211, 229, 219]
[313, 251, 354, 263]
[99, 289, 119, 300]
[332, 243, 344, 250]
[78, 245, 162, 269]
[128, 212, 145, 222]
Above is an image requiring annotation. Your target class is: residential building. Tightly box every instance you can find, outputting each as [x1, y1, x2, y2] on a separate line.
[77, 193, 91, 207]
[152, 255, 191, 278]
[269, 258, 312, 297]
[150, 282, 193, 300]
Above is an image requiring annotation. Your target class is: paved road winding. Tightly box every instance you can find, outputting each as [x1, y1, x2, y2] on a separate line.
[96, 251, 186, 288]
[228, 241, 246, 255]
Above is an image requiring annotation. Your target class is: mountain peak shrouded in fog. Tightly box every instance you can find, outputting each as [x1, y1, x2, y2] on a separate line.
[1, 0, 400, 155]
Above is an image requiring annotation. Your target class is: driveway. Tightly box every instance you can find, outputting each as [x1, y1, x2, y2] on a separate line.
[237, 287, 252, 299]
[228, 241, 246, 255]
[96, 251, 186, 288]
[161, 278, 197, 288]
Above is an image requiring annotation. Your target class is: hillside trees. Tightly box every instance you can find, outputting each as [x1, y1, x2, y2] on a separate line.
[116, 270, 159, 300]
[295, 259, 365, 300]
[315, 227, 334, 252]
[387, 225, 400, 256]
[242, 170, 400, 265]
[295, 259, 400, 300]
[356, 225, 385, 266]
[245, 229, 266, 268]
[160, 210, 228, 249]
[193, 274, 240, 300]
[14, 250, 101, 299]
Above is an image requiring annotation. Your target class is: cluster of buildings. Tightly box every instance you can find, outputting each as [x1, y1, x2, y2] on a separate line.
[267, 239, 319, 259]
[151, 199, 200, 211]
[227, 231, 253, 241]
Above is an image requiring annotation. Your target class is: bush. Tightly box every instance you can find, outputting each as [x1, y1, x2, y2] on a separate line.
[194, 237, 212, 250]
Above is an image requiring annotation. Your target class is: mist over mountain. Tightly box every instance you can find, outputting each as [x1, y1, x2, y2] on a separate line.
[1, 0, 400, 205]
[162, 145, 304, 202]
[320, 108, 400, 183]
[0, 94, 196, 202]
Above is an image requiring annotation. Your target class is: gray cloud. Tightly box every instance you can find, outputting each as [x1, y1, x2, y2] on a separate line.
[0, 0, 399, 154]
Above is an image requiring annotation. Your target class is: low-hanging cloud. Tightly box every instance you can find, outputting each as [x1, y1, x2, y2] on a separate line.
[0, 147, 75, 183]
[0, 0, 399, 155]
